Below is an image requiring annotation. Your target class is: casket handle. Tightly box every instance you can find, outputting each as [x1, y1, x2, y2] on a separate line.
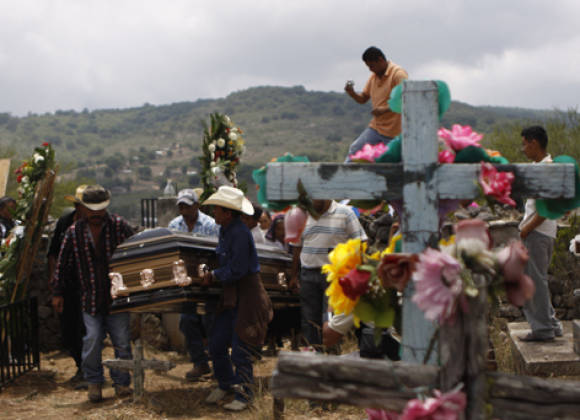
[277, 272, 288, 289]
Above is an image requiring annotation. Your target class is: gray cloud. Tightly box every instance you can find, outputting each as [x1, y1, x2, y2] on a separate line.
[0, 0, 579, 115]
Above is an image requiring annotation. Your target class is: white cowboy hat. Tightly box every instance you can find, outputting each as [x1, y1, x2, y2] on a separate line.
[202, 186, 254, 216]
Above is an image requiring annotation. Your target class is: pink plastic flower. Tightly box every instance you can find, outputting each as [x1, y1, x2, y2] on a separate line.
[350, 143, 388, 162]
[366, 408, 400, 420]
[454, 219, 492, 249]
[412, 248, 463, 324]
[495, 241, 535, 306]
[339, 268, 371, 300]
[438, 124, 483, 152]
[400, 388, 466, 420]
[478, 162, 516, 207]
[438, 149, 455, 163]
[284, 206, 308, 244]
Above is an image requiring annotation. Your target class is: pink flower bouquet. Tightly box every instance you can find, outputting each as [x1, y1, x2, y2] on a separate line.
[479, 162, 516, 207]
[438, 124, 483, 152]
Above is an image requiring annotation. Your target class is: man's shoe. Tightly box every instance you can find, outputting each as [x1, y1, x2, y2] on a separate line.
[87, 383, 102, 403]
[519, 332, 554, 342]
[205, 387, 228, 404]
[185, 364, 211, 381]
[223, 399, 248, 411]
[114, 384, 133, 398]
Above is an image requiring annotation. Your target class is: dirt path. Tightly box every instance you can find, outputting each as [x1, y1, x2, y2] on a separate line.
[0, 346, 365, 420]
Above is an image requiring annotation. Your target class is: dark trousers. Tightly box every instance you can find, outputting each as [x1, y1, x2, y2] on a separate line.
[208, 308, 258, 403]
[179, 308, 213, 368]
[60, 290, 85, 369]
[299, 268, 328, 348]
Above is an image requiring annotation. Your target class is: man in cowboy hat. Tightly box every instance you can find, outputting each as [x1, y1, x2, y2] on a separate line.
[168, 188, 219, 381]
[47, 185, 88, 387]
[200, 186, 273, 411]
[51, 185, 135, 403]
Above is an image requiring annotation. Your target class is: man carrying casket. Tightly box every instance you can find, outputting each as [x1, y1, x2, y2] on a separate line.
[200, 186, 273, 411]
[51, 185, 135, 403]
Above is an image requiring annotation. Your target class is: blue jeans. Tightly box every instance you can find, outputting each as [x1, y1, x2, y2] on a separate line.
[82, 312, 132, 386]
[299, 268, 329, 348]
[179, 310, 211, 367]
[209, 308, 258, 403]
[345, 127, 393, 162]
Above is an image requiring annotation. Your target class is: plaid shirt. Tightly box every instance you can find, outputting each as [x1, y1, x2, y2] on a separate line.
[168, 211, 219, 237]
[51, 213, 134, 315]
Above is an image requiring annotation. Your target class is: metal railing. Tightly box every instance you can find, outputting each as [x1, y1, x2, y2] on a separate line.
[141, 198, 158, 228]
[0, 297, 40, 390]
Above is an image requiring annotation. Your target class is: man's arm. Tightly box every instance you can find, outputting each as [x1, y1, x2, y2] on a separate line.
[520, 213, 546, 239]
[289, 245, 302, 291]
[344, 82, 370, 104]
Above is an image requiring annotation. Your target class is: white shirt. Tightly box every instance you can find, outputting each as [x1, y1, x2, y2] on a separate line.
[518, 154, 558, 238]
[251, 225, 265, 244]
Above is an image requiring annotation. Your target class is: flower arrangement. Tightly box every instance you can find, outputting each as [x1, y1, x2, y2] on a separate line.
[200, 113, 245, 199]
[366, 386, 466, 420]
[412, 219, 534, 325]
[322, 238, 417, 328]
[0, 142, 56, 303]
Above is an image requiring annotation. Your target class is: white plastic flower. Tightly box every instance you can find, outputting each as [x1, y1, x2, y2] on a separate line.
[228, 132, 238, 141]
[210, 161, 216, 167]
[224, 116, 232, 126]
[210, 152, 215, 160]
[217, 138, 226, 148]
[33, 153, 44, 163]
[14, 225, 25, 238]
[208, 143, 216, 152]
[21, 176, 29, 185]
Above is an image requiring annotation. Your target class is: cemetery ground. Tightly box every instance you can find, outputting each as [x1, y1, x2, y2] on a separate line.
[2, 320, 579, 420]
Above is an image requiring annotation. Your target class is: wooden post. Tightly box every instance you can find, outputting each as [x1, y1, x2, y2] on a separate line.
[400, 81, 439, 364]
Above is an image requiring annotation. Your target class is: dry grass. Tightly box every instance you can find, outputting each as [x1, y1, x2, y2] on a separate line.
[0, 341, 368, 420]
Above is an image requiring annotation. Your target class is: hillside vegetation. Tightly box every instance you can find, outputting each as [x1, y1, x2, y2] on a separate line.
[1, 85, 577, 223]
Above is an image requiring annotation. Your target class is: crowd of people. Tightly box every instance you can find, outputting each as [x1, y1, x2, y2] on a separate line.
[0, 44, 563, 413]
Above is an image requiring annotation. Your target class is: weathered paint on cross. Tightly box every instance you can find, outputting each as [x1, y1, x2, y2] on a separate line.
[266, 80, 576, 364]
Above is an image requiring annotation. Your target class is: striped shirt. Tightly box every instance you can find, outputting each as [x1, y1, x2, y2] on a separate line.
[168, 211, 219, 237]
[300, 201, 367, 268]
[51, 213, 134, 316]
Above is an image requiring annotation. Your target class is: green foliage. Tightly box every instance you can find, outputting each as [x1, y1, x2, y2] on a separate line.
[482, 108, 580, 163]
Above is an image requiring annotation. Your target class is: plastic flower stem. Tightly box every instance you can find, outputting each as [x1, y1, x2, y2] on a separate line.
[422, 325, 440, 365]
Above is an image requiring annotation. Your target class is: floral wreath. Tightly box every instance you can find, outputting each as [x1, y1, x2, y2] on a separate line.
[0, 142, 55, 303]
[199, 113, 245, 200]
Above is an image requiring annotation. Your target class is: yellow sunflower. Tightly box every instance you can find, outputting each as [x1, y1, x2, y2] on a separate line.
[322, 239, 366, 315]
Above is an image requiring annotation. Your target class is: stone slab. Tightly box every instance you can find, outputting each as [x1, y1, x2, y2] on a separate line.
[508, 321, 580, 377]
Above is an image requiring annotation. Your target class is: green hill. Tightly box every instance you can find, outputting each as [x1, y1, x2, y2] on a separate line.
[0, 85, 570, 223]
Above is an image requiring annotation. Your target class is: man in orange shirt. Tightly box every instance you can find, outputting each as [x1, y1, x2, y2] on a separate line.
[344, 46, 408, 162]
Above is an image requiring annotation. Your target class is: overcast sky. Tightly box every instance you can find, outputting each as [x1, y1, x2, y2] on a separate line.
[1, 0, 579, 116]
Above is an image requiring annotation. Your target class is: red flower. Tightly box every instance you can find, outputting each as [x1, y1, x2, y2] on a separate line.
[438, 150, 455, 163]
[377, 253, 418, 292]
[338, 268, 370, 300]
[479, 162, 516, 207]
[16, 174, 23, 183]
[42, 141, 50, 147]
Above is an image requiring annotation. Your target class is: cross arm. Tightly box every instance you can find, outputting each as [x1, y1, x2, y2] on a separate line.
[265, 162, 576, 201]
[102, 358, 175, 372]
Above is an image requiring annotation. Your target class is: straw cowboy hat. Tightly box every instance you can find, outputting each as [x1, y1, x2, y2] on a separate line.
[79, 185, 111, 211]
[202, 186, 254, 216]
[64, 184, 89, 204]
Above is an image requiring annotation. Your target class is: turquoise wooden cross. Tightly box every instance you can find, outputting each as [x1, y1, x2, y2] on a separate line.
[265, 80, 576, 363]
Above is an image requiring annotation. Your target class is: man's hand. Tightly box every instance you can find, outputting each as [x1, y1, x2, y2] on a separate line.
[288, 275, 300, 292]
[344, 81, 355, 95]
[323, 322, 343, 347]
[52, 296, 64, 314]
[201, 271, 213, 287]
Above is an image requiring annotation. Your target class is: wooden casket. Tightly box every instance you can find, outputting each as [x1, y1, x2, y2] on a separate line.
[109, 228, 299, 313]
